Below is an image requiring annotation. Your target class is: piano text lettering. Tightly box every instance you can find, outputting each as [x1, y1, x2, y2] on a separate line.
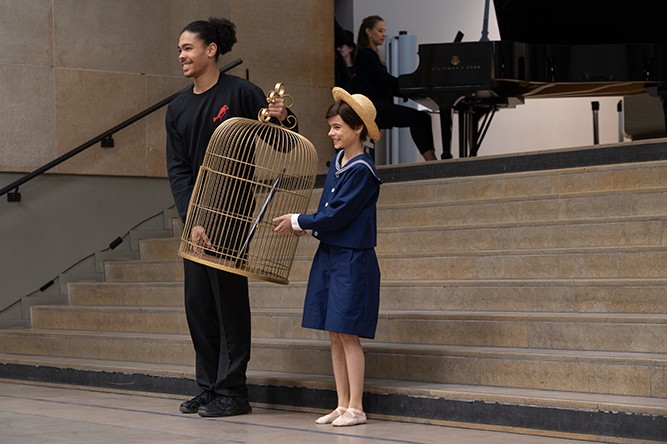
[431, 65, 481, 72]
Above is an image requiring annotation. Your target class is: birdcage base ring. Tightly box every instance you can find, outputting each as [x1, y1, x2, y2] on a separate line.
[178, 250, 289, 285]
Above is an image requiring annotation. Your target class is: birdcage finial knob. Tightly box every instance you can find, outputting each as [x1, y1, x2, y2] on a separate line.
[258, 82, 297, 130]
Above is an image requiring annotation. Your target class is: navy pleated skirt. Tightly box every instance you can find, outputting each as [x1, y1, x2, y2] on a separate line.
[301, 243, 380, 339]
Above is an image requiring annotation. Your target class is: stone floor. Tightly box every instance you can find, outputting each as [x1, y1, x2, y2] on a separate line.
[0, 380, 599, 444]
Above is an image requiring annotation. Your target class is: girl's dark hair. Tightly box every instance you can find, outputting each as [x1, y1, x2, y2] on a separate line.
[356, 15, 383, 50]
[181, 17, 237, 61]
[326, 100, 368, 141]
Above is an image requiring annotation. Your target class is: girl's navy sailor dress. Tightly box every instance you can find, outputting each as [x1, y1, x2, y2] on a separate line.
[297, 150, 382, 339]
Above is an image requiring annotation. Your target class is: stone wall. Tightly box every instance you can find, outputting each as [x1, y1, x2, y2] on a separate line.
[0, 0, 335, 177]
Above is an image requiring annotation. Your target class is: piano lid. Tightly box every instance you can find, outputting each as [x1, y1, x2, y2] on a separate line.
[493, 0, 667, 45]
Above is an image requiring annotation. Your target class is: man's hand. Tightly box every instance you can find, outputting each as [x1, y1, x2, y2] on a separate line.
[267, 96, 288, 122]
[191, 225, 212, 254]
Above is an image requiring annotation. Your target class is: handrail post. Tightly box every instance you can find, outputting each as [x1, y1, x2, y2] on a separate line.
[8, 187, 20, 202]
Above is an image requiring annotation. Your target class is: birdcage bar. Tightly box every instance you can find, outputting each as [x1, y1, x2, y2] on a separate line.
[179, 114, 317, 285]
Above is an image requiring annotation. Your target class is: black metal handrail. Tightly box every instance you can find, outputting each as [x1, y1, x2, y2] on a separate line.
[0, 58, 243, 201]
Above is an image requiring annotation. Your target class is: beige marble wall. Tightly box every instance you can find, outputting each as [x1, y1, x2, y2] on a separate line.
[0, 0, 334, 177]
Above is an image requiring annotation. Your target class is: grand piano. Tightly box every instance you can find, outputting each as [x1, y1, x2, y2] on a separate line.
[398, 0, 667, 158]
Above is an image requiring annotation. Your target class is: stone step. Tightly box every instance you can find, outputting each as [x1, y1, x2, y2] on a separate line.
[250, 339, 667, 398]
[379, 188, 667, 228]
[307, 185, 667, 228]
[249, 185, 667, 228]
[377, 217, 666, 255]
[31, 305, 189, 335]
[250, 370, 667, 418]
[105, 246, 667, 282]
[67, 282, 183, 306]
[250, 278, 667, 313]
[374, 160, 667, 206]
[1, 353, 664, 419]
[68, 278, 667, 314]
[105, 259, 183, 282]
[31, 305, 667, 353]
[0, 328, 193, 365]
[1, 328, 664, 397]
[252, 309, 667, 354]
[139, 214, 667, 260]
[127, 227, 174, 251]
[139, 237, 178, 261]
[374, 247, 667, 281]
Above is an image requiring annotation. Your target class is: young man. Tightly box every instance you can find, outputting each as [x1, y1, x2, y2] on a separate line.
[166, 17, 291, 418]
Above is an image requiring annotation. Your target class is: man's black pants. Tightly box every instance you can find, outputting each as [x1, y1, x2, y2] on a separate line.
[183, 259, 251, 400]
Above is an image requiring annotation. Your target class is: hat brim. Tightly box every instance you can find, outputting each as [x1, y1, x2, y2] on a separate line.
[332, 87, 382, 141]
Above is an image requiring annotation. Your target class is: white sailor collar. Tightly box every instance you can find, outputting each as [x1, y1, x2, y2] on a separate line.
[334, 150, 382, 183]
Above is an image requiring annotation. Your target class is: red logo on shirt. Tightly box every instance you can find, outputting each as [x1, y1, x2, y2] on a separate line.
[213, 105, 229, 123]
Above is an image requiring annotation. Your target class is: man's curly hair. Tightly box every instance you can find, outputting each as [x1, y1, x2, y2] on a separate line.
[181, 17, 237, 60]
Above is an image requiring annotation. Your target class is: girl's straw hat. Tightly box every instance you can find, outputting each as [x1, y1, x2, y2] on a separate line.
[332, 87, 382, 140]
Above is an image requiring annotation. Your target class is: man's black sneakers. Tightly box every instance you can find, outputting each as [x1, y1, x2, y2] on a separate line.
[179, 390, 215, 414]
[198, 395, 252, 417]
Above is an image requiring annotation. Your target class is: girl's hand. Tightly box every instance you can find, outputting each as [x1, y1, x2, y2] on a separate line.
[272, 214, 294, 235]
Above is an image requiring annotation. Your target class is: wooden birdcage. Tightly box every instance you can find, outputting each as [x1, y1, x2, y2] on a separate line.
[179, 85, 317, 284]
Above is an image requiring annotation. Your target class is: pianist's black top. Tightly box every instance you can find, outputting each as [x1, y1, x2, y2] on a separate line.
[348, 47, 399, 103]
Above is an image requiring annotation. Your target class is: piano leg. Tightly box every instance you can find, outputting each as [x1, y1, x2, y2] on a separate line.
[458, 107, 469, 158]
[469, 109, 483, 157]
[656, 85, 667, 137]
[661, 94, 667, 137]
[456, 102, 481, 158]
[455, 102, 493, 158]
[439, 107, 454, 159]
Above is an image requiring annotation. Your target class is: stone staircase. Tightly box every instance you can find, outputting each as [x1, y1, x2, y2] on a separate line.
[1, 158, 666, 441]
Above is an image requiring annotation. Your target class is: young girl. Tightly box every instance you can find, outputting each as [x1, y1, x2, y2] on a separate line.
[273, 87, 382, 427]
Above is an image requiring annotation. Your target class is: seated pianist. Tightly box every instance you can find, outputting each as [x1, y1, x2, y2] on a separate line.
[347, 15, 439, 161]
